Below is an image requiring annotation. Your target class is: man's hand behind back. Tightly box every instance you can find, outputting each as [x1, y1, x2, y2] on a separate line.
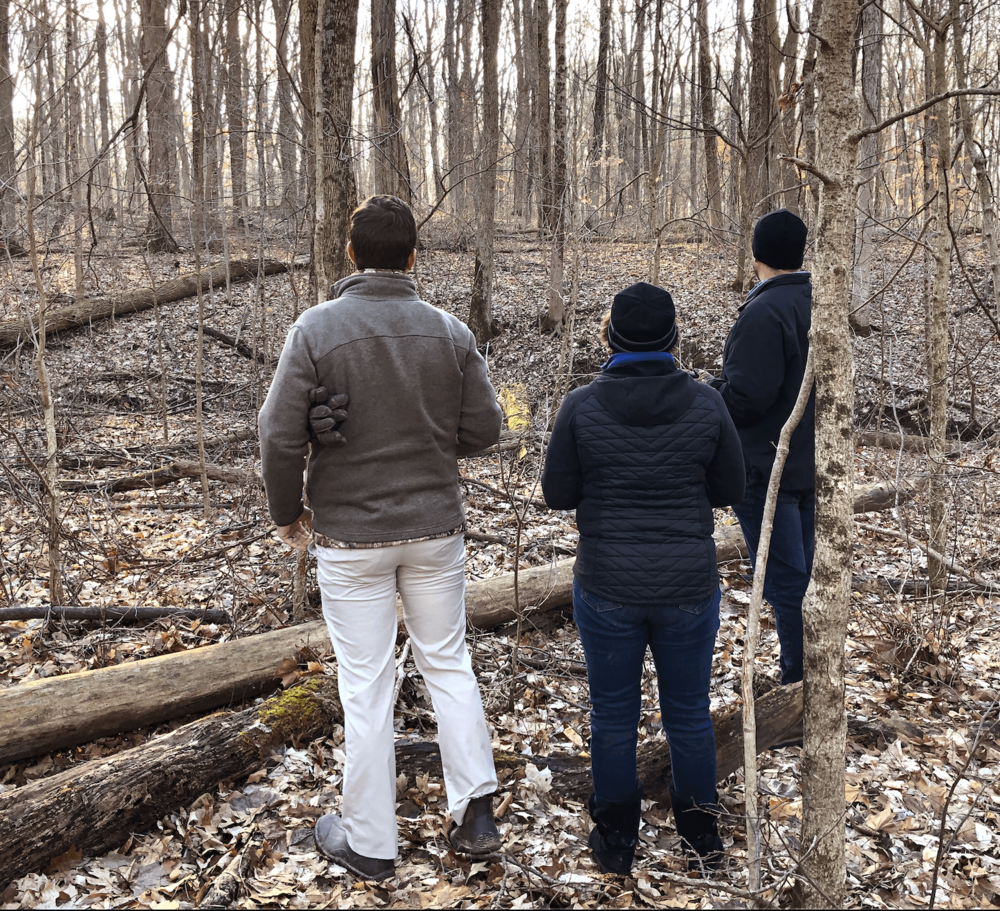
[309, 386, 349, 446]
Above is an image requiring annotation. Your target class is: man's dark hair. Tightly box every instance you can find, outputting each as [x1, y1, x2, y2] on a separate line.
[349, 195, 417, 271]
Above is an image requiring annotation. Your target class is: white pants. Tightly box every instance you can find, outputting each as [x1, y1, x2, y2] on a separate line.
[313, 533, 498, 860]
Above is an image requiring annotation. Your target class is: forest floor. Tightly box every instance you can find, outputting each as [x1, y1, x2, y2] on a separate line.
[2, 227, 1000, 909]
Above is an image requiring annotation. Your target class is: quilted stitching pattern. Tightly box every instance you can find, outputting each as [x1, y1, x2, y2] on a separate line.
[569, 382, 730, 605]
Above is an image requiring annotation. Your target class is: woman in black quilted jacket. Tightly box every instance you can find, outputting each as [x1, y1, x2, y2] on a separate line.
[541, 282, 745, 875]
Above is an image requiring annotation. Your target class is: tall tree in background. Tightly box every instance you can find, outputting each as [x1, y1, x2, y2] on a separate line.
[695, 0, 720, 232]
[0, 0, 17, 250]
[952, 0, 1000, 312]
[739, 0, 777, 287]
[139, 0, 179, 252]
[372, 0, 411, 199]
[468, 0, 500, 344]
[851, 0, 882, 334]
[273, 0, 298, 213]
[311, 0, 359, 301]
[586, 0, 611, 226]
[536, 0, 553, 231]
[541, 0, 568, 330]
[925, 10, 952, 595]
[224, 0, 247, 226]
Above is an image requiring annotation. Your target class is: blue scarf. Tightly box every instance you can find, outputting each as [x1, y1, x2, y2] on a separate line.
[602, 351, 675, 371]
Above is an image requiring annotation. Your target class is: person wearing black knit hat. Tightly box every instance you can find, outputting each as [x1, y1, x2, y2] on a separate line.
[708, 208, 815, 697]
[542, 281, 745, 876]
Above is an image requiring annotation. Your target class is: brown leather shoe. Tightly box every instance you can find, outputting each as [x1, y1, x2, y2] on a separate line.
[447, 795, 502, 855]
[314, 814, 395, 881]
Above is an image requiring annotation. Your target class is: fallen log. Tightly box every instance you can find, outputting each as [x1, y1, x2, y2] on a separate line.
[0, 606, 230, 624]
[199, 325, 277, 367]
[713, 481, 929, 562]
[0, 560, 575, 766]
[0, 671, 801, 888]
[855, 431, 975, 457]
[61, 459, 254, 492]
[0, 260, 292, 348]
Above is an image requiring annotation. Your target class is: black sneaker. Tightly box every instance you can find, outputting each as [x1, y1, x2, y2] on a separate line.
[447, 795, 502, 855]
[314, 814, 395, 881]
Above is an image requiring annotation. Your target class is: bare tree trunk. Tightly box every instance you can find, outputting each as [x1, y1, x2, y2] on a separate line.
[371, 0, 411, 200]
[0, 0, 16, 249]
[273, 0, 297, 213]
[952, 0, 1000, 312]
[799, 0, 822, 219]
[95, 0, 113, 220]
[536, 0, 553, 231]
[743, 0, 776, 289]
[468, 0, 500, 345]
[926, 20, 951, 595]
[225, 0, 248, 227]
[586, 0, 611, 228]
[311, 0, 359, 302]
[541, 0, 568, 330]
[25, 145, 64, 604]
[851, 0, 882, 334]
[696, 0, 720, 232]
[139, 0, 179, 252]
[795, 0, 858, 898]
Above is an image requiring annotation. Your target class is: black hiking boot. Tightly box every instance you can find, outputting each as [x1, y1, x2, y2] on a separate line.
[448, 794, 502, 855]
[314, 814, 395, 881]
[587, 784, 643, 876]
[670, 790, 724, 874]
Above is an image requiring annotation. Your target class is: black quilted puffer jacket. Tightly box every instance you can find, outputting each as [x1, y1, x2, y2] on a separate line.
[542, 352, 745, 606]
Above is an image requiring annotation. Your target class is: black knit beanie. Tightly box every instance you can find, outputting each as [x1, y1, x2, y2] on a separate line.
[607, 282, 678, 353]
[752, 208, 808, 270]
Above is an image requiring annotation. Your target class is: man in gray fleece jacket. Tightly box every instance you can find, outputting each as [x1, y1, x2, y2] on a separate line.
[259, 196, 504, 880]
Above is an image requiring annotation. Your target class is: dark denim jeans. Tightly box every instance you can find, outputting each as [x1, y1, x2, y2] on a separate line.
[574, 579, 721, 808]
[731, 481, 815, 685]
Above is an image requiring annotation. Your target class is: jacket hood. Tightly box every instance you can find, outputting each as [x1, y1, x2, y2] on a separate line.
[591, 355, 696, 427]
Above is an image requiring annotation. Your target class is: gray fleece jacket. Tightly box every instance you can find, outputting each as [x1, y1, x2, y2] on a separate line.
[258, 272, 503, 542]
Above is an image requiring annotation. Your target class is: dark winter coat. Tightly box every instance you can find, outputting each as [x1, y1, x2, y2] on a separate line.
[710, 272, 815, 491]
[541, 353, 745, 606]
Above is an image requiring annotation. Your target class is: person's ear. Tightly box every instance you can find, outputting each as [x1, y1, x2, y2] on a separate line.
[347, 242, 357, 266]
[405, 248, 416, 272]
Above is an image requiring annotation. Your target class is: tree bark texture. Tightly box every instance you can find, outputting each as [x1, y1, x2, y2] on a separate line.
[851, 0, 882, 333]
[926, 23, 951, 595]
[541, 0, 568, 331]
[273, 0, 298, 212]
[138, 0, 179, 252]
[0, 673, 801, 890]
[468, 0, 501, 345]
[371, 0, 410, 200]
[951, 0, 1000, 313]
[696, 0, 721, 231]
[224, 0, 247, 223]
[0, 260, 292, 347]
[312, 0, 359, 301]
[536, 0, 553, 231]
[0, 0, 16, 247]
[797, 0, 858, 897]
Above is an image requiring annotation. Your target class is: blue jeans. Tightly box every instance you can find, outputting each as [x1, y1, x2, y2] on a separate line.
[731, 481, 815, 685]
[574, 579, 721, 808]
